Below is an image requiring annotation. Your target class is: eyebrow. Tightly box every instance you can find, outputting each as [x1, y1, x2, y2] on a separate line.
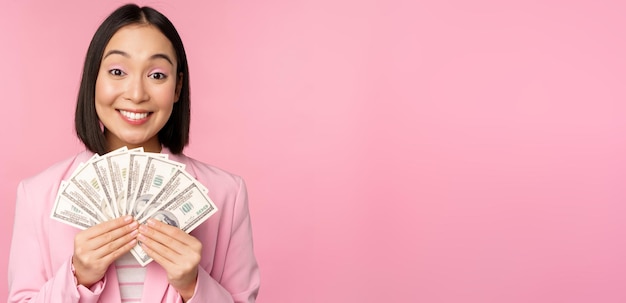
[102, 49, 174, 65]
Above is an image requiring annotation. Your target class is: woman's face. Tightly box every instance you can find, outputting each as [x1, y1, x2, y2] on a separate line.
[95, 24, 182, 153]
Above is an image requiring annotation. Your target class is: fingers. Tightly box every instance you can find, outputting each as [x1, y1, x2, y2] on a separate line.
[79, 215, 135, 241]
[138, 220, 184, 263]
[94, 224, 138, 260]
[142, 219, 185, 243]
[137, 218, 200, 298]
[138, 219, 201, 264]
[73, 216, 139, 287]
[76, 216, 138, 253]
[76, 233, 137, 268]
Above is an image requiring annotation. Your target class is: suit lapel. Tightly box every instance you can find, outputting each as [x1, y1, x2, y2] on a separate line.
[141, 261, 170, 303]
[163, 150, 198, 180]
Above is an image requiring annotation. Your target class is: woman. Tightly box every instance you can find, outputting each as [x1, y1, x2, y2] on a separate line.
[8, 4, 260, 303]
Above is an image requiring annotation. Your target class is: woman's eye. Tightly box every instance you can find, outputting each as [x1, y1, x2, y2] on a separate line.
[109, 69, 125, 76]
[149, 72, 167, 80]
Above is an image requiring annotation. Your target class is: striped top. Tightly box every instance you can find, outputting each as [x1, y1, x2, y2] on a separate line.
[115, 252, 147, 302]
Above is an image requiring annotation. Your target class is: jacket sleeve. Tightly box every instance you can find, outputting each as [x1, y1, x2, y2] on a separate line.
[186, 177, 260, 303]
[7, 181, 106, 303]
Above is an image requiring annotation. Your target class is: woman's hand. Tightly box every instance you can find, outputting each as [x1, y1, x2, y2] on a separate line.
[138, 218, 202, 302]
[73, 216, 138, 287]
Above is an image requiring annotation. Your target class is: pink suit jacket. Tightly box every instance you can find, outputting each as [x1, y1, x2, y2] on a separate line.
[8, 149, 260, 303]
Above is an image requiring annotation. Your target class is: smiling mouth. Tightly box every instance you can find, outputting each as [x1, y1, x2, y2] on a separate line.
[118, 110, 151, 121]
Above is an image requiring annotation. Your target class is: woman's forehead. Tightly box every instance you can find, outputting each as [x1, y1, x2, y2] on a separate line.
[103, 24, 177, 63]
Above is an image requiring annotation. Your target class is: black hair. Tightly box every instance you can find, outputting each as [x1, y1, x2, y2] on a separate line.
[75, 3, 190, 154]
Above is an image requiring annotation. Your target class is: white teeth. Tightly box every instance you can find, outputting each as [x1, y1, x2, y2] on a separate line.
[120, 110, 149, 120]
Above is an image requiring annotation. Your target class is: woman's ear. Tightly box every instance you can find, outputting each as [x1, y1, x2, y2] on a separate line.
[175, 72, 183, 102]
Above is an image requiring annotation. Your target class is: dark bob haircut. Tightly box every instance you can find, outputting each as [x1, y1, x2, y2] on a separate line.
[75, 4, 190, 154]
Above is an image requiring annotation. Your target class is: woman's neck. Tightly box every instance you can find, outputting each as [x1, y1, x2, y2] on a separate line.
[105, 134, 162, 153]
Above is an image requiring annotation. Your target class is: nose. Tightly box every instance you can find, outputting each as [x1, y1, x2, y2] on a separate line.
[125, 75, 149, 103]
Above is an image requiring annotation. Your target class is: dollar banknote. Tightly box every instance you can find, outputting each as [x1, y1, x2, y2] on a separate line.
[59, 179, 110, 222]
[51, 181, 98, 229]
[101, 147, 144, 217]
[129, 156, 184, 219]
[68, 155, 116, 221]
[131, 180, 217, 266]
[125, 152, 170, 216]
[51, 148, 218, 266]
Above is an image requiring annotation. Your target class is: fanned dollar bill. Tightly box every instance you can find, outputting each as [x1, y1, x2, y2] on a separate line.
[131, 180, 218, 266]
[125, 152, 168, 216]
[51, 148, 218, 266]
[51, 181, 98, 229]
[129, 156, 184, 219]
[66, 148, 130, 221]
[90, 148, 127, 217]
[58, 180, 110, 223]
[103, 147, 144, 216]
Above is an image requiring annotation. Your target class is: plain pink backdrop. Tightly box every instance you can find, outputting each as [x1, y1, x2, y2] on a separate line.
[2, 0, 626, 302]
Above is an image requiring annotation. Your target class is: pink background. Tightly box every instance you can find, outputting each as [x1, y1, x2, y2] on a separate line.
[2, 0, 626, 302]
